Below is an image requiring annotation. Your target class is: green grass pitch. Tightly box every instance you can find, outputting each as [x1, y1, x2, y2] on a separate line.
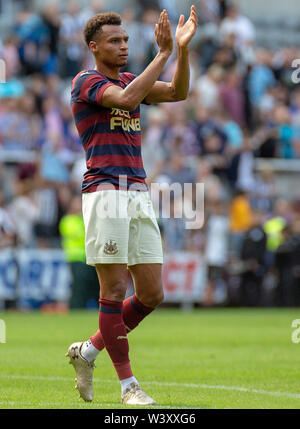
[0, 308, 300, 409]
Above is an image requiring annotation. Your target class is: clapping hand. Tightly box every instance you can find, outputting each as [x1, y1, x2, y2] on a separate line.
[175, 5, 198, 48]
[155, 9, 173, 56]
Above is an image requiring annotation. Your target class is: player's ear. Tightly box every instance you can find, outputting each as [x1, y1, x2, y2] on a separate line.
[89, 41, 97, 53]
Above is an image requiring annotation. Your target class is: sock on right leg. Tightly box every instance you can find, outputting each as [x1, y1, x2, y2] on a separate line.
[123, 294, 155, 332]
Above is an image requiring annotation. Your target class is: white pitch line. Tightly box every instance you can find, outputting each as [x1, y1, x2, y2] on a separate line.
[0, 374, 299, 400]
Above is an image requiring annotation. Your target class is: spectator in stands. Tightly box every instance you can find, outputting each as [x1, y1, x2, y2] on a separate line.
[60, 102, 82, 156]
[228, 135, 256, 192]
[213, 44, 238, 71]
[20, 90, 43, 149]
[217, 109, 243, 155]
[0, 95, 40, 150]
[70, 157, 86, 193]
[290, 88, 300, 152]
[0, 190, 16, 248]
[251, 165, 277, 214]
[162, 106, 199, 157]
[273, 105, 297, 159]
[40, 3, 61, 75]
[201, 132, 228, 179]
[41, 95, 64, 151]
[1, 36, 21, 80]
[59, 1, 86, 78]
[8, 163, 39, 247]
[192, 105, 228, 157]
[263, 198, 291, 273]
[139, 8, 161, 69]
[274, 223, 295, 306]
[195, 158, 227, 209]
[16, 4, 60, 76]
[219, 3, 255, 51]
[204, 199, 229, 306]
[142, 106, 168, 184]
[240, 210, 267, 306]
[29, 154, 69, 249]
[160, 195, 187, 252]
[229, 189, 253, 257]
[78, 0, 104, 24]
[121, 8, 145, 75]
[219, 67, 245, 127]
[248, 48, 276, 108]
[195, 64, 224, 110]
[160, 150, 196, 187]
[200, 0, 227, 24]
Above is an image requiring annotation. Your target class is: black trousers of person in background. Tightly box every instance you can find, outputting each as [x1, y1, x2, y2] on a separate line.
[290, 235, 300, 306]
[69, 262, 99, 309]
[275, 234, 300, 307]
[240, 226, 267, 307]
[240, 268, 263, 306]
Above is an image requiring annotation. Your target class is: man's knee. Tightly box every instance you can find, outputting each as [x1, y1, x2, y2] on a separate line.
[96, 264, 128, 302]
[152, 290, 164, 307]
[100, 280, 127, 302]
[138, 289, 164, 308]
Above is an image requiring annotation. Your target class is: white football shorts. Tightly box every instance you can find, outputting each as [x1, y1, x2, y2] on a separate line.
[82, 190, 164, 266]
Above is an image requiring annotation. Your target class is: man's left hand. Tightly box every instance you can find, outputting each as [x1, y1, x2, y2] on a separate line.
[175, 5, 198, 48]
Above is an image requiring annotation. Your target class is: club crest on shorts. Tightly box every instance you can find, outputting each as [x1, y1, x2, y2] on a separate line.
[104, 240, 119, 255]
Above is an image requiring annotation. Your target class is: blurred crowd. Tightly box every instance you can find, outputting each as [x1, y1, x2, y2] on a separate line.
[1, 0, 300, 307]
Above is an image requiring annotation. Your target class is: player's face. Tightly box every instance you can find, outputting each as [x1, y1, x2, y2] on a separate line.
[91, 25, 129, 68]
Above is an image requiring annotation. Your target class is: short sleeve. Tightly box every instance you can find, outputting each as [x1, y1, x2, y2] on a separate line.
[72, 71, 115, 106]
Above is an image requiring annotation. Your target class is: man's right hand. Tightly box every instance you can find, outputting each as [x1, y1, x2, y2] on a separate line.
[155, 10, 173, 57]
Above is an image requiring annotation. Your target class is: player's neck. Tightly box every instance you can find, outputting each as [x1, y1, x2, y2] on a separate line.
[95, 62, 120, 81]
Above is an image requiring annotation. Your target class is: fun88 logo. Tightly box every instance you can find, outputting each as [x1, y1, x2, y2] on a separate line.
[0, 319, 6, 343]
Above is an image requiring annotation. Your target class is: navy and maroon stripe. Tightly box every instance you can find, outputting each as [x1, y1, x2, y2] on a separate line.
[84, 165, 146, 178]
[99, 299, 123, 314]
[99, 305, 122, 314]
[82, 176, 148, 192]
[86, 154, 144, 169]
[86, 143, 142, 160]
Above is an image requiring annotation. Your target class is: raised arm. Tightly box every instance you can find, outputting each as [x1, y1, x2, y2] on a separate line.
[144, 5, 198, 104]
[101, 10, 173, 111]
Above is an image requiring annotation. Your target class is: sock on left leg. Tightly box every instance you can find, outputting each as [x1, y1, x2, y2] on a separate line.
[84, 295, 154, 362]
[120, 376, 139, 394]
[98, 298, 133, 380]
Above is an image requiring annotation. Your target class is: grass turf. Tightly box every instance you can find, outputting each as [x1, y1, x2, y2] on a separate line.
[0, 308, 300, 409]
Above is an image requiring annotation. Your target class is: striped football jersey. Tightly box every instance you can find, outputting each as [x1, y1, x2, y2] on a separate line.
[71, 70, 147, 193]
